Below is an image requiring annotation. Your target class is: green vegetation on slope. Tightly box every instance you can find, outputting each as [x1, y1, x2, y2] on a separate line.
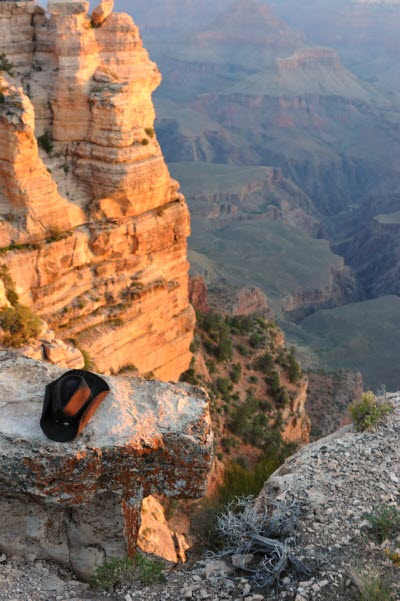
[0, 266, 41, 347]
[181, 311, 302, 463]
[294, 295, 400, 391]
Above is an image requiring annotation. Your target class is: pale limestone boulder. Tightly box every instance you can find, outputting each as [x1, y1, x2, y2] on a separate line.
[43, 339, 85, 369]
[91, 0, 114, 27]
[17, 339, 44, 361]
[48, 1, 89, 16]
[0, 351, 213, 580]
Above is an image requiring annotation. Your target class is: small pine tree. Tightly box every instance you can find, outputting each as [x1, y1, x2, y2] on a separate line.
[288, 347, 302, 383]
[216, 326, 233, 362]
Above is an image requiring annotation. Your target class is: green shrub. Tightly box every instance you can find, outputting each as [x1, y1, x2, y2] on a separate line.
[204, 339, 217, 355]
[349, 392, 393, 432]
[0, 242, 40, 255]
[221, 436, 237, 454]
[215, 327, 233, 362]
[218, 457, 281, 507]
[288, 346, 302, 383]
[0, 53, 15, 77]
[192, 455, 285, 549]
[351, 569, 395, 601]
[145, 127, 155, 138]
[180, 357, 199, 385]
[81, 350, 94, 370]
[228, 315, 254, 334]
[0, 305, 41, 347]
[0, 265, 19, 306]
[269, 370, 281, 397]
[237, 343, 249, 357]
[206, 359, 217, 374]
[46, 225, 66, 242]
[119, 363, 139, 375]
[231, 362, 242, 383]
[364, 506, 400, 542]
[249, 332, 265, 349]
[230, 393, 259, 437]
[141, 138, 149, 146]
[89, 555, 165, 591]
[37, 131, 54, 154]
[254, 351, 273, 374]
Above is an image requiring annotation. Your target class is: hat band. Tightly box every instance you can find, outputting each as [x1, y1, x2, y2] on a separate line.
[53, 375, 92, 420]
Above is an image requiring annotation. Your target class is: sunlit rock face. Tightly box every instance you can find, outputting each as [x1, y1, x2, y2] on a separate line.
[0, 1, 194, 379]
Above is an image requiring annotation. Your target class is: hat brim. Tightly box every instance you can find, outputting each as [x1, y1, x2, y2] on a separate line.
[40, 370, 110, 443]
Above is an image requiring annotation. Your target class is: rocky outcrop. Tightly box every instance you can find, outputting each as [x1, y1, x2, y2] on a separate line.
[184, 165, 323, 238]
[233, 287, 272, 317]
[189, 275, 271, 319]
[189, 275, 210, 314]
[276, 47, 342, 74]
[282, 261, 361, 323]
[306, 370, 363, 440]
[281, 377, 310, 444]
[339, 214, 400, 298]
[0, 351, 213, 580]
[0, 0, 194, 380]
[256, 395, 400, 600]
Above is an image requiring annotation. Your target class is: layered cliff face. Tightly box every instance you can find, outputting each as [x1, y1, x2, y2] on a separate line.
[0, 1, 194, 379]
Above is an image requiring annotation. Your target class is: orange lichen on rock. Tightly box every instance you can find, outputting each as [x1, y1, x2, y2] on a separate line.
[0, 351, 213, 579]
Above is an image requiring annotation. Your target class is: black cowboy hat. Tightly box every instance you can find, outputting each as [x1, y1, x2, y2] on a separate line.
[40, 369, 110, 442]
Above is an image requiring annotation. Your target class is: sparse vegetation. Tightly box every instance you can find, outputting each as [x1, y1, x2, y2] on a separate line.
[119, 364, 139, 375]
[0, 266, 41, 347]
[363, 506, 400, 542]
[145, 127, 155, 138]
[46, 225, 66, 242]
[230, 362, 242, 383]
[0, 242, 40, 255]
[288, 346, 302, 383]
[213, 498, 312, 588]
[89, 554, 165, 591]
[0, 264, 19, 306]
[81, 349, 94, 370]
[351, 568, 395, 601]
[37, 131, 54, 154]
[187, 308, 304, 552]
[0, 305, 41, 347]
[141, 138, 149, 146]
[349, 392, 393, 432]
[193, 455, 285, 548]
[0, 53, 15, 77]
[384, 548, 400, 567]
[180, 356, 199, 385]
